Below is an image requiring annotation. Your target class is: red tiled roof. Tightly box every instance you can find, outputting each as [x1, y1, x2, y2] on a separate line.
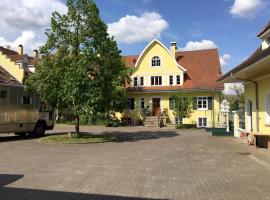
[123, 55, 139, 67]
[124, 48, 223, 91]
[0, 46, 39, 66]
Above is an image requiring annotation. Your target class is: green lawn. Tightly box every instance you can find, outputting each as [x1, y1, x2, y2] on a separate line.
[38, 134, 115, 144]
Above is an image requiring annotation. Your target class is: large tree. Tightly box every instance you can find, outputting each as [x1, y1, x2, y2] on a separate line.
[26, 0, 129, 134]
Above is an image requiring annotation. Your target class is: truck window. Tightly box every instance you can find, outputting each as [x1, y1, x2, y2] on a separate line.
[21, 96, 32, 105]
[0, 90, 7, 98]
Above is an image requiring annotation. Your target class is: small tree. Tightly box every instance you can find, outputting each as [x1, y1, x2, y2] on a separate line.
[26, 0, 129, 134]
[224, 85, 244, 111]
[170, 92, 193, 124]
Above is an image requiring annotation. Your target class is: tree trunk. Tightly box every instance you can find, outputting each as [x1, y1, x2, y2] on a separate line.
[75, 115, 80, 135]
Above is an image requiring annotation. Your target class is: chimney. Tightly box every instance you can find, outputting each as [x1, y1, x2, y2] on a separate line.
[170, 42, 177, 57]
[18, 44, 24, 55]
[32, 49, 39, 58]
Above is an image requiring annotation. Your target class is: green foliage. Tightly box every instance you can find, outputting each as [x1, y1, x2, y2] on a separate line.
[26, 0, 129, 133]
[223, 85, 244, 111]
[176, 124, 196, 129]
[38, 134, 115, 144]
[170, 92, 193, 124]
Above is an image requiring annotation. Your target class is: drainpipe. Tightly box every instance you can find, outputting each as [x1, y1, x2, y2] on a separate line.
[230, 73, 259, 132]
[212, 88, 215, 128]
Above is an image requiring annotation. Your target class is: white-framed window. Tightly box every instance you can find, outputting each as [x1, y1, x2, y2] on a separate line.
[151, 56, 161, 67]
[21, 96, 32, 105]
[176, 75, 180, 85]
[133, 77, 138, 86]
[151, 76, 162, 86]
[141, 97, 145, 109]
[197, 97, 208, 110]
[266, 93, 270, 124]
[169, 75, 173, 85]
[198, 117, 207, 128]
[140, 77, 144, 86]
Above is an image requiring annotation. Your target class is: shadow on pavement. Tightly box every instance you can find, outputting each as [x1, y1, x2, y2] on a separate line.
[46, 131, 180, 142]
[0, 130, 179, 143]
[0, 174, 168, 200]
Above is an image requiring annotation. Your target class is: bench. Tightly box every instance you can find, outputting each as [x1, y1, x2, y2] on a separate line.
[251, 132, 270, 149]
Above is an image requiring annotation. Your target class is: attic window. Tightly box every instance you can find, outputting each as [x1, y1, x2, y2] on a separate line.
[151, 56, 161, 67]
[268, 37, 270, 45]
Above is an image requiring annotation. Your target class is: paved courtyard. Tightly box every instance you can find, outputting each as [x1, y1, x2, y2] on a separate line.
[1, 125, 270, 200]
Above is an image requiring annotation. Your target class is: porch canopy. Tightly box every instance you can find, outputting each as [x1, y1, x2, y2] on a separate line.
[219, 46, 270, 83]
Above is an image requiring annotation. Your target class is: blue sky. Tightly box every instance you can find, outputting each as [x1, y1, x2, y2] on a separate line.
[94, 0, 270, 73]
[0, 0, 269, 74]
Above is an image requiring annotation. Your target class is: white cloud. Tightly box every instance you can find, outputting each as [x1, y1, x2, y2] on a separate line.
[220, 54, 231, 67]
[0, 0, 67, 30]
[108, 12, 169, 44]
[181, 40, 217, 51]
[0, 30, 42, 52]
[0, 0, 67, 54]
[230, 0, 263, 18]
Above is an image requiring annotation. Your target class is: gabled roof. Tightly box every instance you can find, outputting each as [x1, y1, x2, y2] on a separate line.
[124, 48, 223, 91]
[219, 45, 270, 82]
[0, 46, 38, 66]
[0, 65, 21, 86]
[134, 39, 187, 72]
[257, 21, 270, 37]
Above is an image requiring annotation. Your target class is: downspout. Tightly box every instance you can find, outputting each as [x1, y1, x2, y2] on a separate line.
[230, 73, 259, 132]
[212, 88, 215, 128]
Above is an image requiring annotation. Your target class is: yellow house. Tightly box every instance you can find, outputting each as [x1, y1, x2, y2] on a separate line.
[0, 45, 38, 84]
[124, 39, 224, 127]
[220, 21, 270, 135]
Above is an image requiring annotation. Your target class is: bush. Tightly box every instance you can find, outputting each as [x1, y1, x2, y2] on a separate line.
[105, 118, 121, 127]
[176, 124, 196, 129]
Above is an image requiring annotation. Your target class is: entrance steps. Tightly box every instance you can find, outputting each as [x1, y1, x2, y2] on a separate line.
[145, 116, 159, 127]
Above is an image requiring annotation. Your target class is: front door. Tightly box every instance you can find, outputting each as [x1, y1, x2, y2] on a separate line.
[152, 98, 161, 116]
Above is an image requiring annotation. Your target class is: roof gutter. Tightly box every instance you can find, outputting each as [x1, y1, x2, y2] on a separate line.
[230, 73, 259, 133]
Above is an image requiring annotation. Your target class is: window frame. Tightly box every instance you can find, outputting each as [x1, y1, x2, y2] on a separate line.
[176, 75, 180, 85]
[0, 90, 7, 98]
[151, 56, 161, 67]
[127, 98, 135, 110]
[21, 96, 32, 105]
[197, 117, 207, 128]
[169, 75, 173, 85]
[151, 76, 162, 86]
[133, 77, 138, 87]
[140, 97, 145, 109]
[197, 97, 208, 110]
[140, 77, 144, 86]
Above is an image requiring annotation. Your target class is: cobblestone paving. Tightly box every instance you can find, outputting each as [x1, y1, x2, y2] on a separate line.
[1, 125, 270, 200]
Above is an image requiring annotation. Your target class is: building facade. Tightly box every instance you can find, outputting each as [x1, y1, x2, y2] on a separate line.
[124, 39, 224, 127]
[220, 21, 270, 134]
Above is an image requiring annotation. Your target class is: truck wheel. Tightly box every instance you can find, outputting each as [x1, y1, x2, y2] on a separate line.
[32, 122, 46, 137]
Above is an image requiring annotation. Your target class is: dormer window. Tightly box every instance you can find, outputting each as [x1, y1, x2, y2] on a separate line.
[151, 56, 161, 67]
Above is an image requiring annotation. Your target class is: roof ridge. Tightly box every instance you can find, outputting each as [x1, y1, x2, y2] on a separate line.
[177, 48, 218, 53]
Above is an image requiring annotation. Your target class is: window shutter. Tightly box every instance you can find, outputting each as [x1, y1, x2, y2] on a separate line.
[169, 98, 175, 110]
[192, 97, 197, 110]
[208, 97, 213, 110]
[131, 98, 135, 110]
